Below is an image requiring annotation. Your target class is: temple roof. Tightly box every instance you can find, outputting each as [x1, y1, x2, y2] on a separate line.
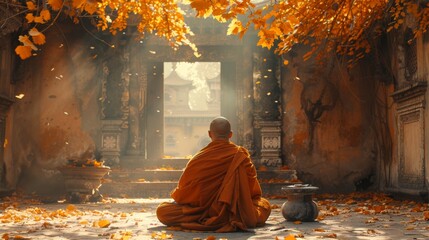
[164, 69, 193, 86]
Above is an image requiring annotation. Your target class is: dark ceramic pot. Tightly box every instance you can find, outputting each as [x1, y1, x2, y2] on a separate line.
[281, 184, 319, 222]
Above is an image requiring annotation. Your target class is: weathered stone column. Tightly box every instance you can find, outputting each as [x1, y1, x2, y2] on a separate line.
[253, 48, 282, 167]
[0, 95, 13, 190]
[125, 43, 146, 156]
[99, 43, 128, 165]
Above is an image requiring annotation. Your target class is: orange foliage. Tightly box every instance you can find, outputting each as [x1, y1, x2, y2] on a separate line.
[8, 0, 429, 65]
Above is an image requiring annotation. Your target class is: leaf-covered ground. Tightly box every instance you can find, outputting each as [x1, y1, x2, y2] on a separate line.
[1, 192, 428, 239]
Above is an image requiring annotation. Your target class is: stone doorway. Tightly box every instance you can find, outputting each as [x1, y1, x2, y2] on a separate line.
[100, 41, 253, 167]
[144, 59, 238, 161]
[163, 62, 221, 158]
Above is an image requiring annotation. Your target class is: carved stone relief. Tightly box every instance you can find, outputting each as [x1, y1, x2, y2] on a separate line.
[120, 51, 130, 129]
[126, 60, 147, 155]
[260, 121, 282, 167]
[100, 120, 123, 165]
[100, 48, 127, 121]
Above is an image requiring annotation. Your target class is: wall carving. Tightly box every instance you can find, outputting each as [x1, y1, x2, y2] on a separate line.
[120, 51, 130, 129]
[300, 68, 338, 153]
[100, 120, 123, 165]
[259, 121, 282, 167]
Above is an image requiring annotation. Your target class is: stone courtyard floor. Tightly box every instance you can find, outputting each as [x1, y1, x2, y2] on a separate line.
[1, 192, 428, 240]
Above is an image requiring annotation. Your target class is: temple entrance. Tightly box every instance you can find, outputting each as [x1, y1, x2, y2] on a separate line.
[144, 60, 238, 160]
[142, 55, 240, 161]
[163, 62, 221, 158]
[102, 22, 258, 165]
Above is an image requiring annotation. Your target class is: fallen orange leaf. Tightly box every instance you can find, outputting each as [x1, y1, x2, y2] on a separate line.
[405, 225, 415, 230]
[258, 166, 268, 171]
[295, 233, 304, 238]
[41, 222, 52, 228]
[325, 233, 337, 238]
[66, 204, 76, 211]
[284, 235, 296, 240]
[271, 204, 280, 209]
[97, 219, 111, 228]
[424, 211, 429, 221]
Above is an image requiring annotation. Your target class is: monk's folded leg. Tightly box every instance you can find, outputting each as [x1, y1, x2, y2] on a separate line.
[156, 202, 201, 226]
[254, 197, 271, 226]
[156, 202, 183, 226]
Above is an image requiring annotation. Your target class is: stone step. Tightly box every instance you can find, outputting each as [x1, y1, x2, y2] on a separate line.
[100, 181, 295, 198]
[107, 169, 183, 182]
[100, 169, 298, 198]
[119, 156, 189, 169]
[100, 182, 177, 198]
[257, 170, 297, 181]
[106, 169, 297, 182]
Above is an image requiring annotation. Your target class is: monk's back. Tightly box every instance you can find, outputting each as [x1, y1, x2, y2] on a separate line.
[172, 140, 242, 205]
[156, 116, 271, 232]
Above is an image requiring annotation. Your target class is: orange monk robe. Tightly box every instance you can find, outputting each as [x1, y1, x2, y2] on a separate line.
[156, 140, 271, 232]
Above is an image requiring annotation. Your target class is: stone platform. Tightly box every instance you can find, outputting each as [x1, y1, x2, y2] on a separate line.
[100, 157, 298, 198]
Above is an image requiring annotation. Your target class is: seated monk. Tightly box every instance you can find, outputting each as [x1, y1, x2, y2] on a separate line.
[156, 116, 271, 232]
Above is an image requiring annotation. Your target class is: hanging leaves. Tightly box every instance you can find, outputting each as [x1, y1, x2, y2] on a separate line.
[15, 46, 33, 60]
[11, 0, 429, 63]
[48, 0, 63, 11]
[26, 1, 36, 11]
[29, 28, 46, 45]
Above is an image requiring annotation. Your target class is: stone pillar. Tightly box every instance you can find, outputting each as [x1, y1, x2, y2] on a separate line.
[253, 48, 282, 167]
[260, 121, 282, 167]
[99, 42, 128, 165]
[0, 95, 13, 189]
[125, 44, 146, 156]
[100, 120, 123, 166]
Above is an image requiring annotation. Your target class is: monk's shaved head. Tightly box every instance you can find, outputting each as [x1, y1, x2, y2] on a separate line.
[209, 117, 232, 140]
